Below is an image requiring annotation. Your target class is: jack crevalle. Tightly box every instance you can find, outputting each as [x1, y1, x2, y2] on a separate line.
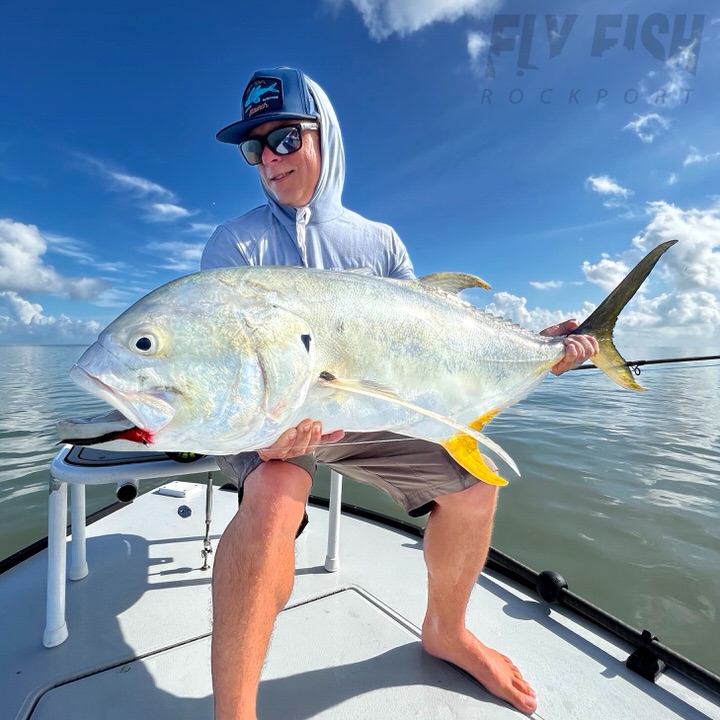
[63, 240, 676, 485]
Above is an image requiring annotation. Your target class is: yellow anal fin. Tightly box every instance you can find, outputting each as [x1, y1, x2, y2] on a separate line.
[442, 409, 508, 487]
[442, 434, 508, 486]
[318, 373, 519, 475]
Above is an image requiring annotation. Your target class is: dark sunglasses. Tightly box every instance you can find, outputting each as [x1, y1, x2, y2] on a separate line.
[239, 122, 319, 166]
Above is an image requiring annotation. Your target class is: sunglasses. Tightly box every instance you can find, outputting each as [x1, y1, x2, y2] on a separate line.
[239, 122, 319, 166]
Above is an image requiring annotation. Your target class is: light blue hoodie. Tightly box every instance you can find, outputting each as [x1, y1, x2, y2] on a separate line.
[201, 76, 414, 279]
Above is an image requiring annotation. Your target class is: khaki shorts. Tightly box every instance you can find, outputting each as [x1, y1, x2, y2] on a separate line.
[215, 431, 479, 517]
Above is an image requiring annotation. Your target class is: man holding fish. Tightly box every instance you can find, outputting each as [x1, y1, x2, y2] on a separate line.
[203, 67, 597, 719]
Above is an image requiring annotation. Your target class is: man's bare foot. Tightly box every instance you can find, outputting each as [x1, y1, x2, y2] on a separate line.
[422, 623, 537, 715]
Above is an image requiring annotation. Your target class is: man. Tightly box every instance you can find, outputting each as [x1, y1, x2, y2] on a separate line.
[203, 67, 597, 720]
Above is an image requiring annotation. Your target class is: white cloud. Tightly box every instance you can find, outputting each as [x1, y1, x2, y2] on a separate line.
[529, 280, 562, 290]
[330, 0, 498, 40]
[667, 173, 678, 186]
[585, 175, 632, 198]
[77, 153, 195, 225]
[483, 291, 596, 334]
[585, 175, 633, 208]
[623, 113, 671, 143]
[144, 203, 195, 223]
[0, 291, 101, 343]
[0, 218, 109, 300]
[184, 222, 219, 237]
[467, 30, 490, 63]
[641, 39, 700, 108]
[582, 255, 629, 292]
[632, 200, 720, 293]
[146, 240, 204, 272]
[108, 171, 175, 199]
[683, 147, 720, 167]
[482, 200, 720, 351]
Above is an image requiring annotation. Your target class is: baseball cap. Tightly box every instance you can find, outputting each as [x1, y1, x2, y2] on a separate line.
[216, 67, 318, 145]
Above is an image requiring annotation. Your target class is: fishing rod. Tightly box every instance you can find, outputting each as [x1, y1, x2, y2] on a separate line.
[573, 353, 720, 375]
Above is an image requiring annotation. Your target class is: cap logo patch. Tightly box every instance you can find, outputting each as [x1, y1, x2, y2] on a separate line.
[243, 78, 283, 120]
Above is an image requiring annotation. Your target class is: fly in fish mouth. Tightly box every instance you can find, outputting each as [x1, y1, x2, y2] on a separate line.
[60, 424, 155, 447]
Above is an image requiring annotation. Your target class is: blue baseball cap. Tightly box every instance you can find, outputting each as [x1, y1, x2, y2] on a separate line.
[216, 67, 319, 145]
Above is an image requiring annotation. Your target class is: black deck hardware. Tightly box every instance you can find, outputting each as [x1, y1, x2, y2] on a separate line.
[536, 570, 568, 604]
[627, 630, 668, 682]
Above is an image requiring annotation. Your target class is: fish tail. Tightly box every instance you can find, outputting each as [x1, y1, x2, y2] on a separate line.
[572, 239, 677, 391]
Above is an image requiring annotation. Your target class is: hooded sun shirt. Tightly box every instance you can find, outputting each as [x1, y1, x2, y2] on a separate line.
[201, 77, 414, 279]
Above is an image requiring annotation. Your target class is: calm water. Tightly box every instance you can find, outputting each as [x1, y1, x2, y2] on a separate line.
[1, 345, 718, 675]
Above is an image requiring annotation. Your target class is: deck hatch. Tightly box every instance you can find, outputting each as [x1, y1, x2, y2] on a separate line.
[29, 587, 512, 719]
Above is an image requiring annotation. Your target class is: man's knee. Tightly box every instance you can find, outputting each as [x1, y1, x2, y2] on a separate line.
[241, 461, 313, 532]
[434, 480, 498, 517]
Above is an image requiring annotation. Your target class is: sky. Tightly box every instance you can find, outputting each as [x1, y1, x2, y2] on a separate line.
[1, 0, 719, 354]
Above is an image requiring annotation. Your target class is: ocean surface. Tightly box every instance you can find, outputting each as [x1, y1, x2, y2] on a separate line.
[0, 344, 718, 676]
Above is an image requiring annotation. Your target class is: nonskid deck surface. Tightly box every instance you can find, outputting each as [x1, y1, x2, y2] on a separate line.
[1, 482, 718, 719]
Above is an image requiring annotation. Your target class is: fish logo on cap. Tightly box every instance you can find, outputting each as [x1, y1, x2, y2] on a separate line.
[243, 78, 283, 120]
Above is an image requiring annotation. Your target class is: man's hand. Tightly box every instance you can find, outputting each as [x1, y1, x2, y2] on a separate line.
[541, 319, 599, 376]
[257, 420, 345, 462]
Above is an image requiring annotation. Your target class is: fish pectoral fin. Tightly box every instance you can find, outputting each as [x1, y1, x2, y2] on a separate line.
[317, 372, 519, 476]
[318, 372, 401, 401]
[441, 435, 508, 487]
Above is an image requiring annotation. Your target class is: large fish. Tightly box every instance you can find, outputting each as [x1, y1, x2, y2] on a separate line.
[62, 240, 676, 485]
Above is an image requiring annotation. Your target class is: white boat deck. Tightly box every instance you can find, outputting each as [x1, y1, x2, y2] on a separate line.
[2, 479, 719, 719]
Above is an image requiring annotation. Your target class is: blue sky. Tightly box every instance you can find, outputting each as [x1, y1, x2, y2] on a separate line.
[1, 0, 718, 352]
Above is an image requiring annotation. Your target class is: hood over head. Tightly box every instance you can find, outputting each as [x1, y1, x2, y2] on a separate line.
[217, 67, 345, 227]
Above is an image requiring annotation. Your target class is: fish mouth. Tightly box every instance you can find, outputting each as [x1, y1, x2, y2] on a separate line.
[69, 364, 176, 434]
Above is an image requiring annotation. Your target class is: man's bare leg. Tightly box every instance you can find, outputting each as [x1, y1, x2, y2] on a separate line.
[211, 461, 312, 720]
[421, 481, 538, 714]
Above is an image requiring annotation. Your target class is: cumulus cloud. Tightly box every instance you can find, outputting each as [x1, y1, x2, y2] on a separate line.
[481, 199, 720, 350]
[623, 113, 671, 143]
[483, 291, 596, 334]
[581, 255, 630, 292]
[0, 218, 109, 300]
[0, 291, 101, 343]
[329, 0, 498, 40]
[585, 175, 633, 198]
[632, 200, 720, 293]
[586, 175, 635, 211]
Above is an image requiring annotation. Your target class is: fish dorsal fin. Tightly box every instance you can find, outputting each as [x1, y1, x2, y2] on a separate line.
[417, 272, 491, 294]
[317, 372, 518, 478]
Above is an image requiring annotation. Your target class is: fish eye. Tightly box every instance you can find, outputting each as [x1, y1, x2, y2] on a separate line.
[131, 332, 160, 355]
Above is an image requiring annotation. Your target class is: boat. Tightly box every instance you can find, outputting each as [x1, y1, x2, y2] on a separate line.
[1, 443, 719, 719]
